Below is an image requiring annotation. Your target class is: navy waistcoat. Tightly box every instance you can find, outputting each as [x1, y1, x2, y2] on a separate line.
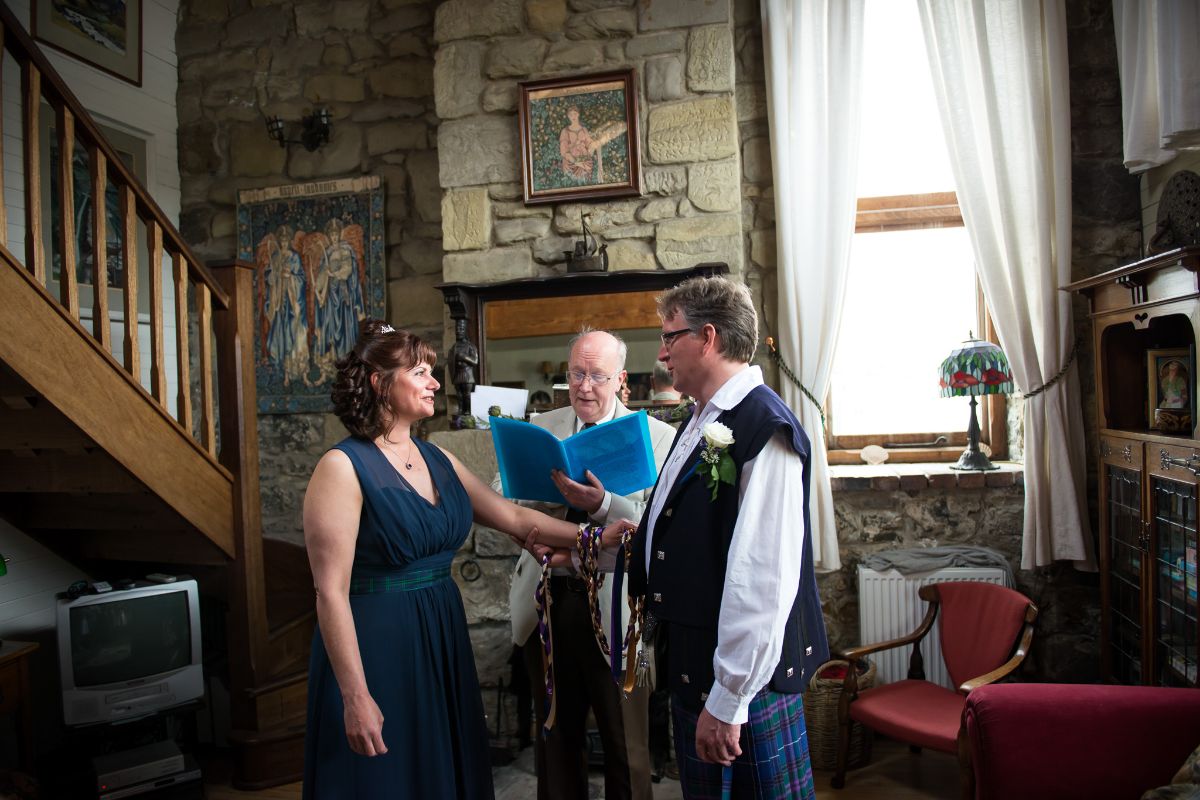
[630, 384, 829, 711]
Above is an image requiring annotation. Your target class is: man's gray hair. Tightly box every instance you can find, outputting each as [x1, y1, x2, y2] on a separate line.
[567, 326, 628, 370]
[656, 276, 758, 363]
[652, 360, 673, 388]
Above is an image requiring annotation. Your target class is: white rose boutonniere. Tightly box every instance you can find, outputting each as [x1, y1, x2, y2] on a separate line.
[701, 421, 736, 501]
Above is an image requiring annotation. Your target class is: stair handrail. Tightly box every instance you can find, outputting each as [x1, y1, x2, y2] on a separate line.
[0, 2, 227, 307]
[0, 2, 237, 457]
[0, 6, 278, 769]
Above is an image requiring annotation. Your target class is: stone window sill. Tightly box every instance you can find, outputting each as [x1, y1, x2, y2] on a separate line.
[828, 462, 1024, 492]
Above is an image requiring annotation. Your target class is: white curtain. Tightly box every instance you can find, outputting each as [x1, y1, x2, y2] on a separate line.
[1113, 0, 1200, 173]
[761, 0, 865, 572]
[918, 0, 1096, 570]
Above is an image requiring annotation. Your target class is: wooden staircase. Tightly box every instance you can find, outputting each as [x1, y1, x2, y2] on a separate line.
[0, 5, 312, 788]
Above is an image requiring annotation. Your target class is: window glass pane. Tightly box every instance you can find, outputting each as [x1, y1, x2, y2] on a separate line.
[832, 227, 976, 437]
[858, 0, 955, 198]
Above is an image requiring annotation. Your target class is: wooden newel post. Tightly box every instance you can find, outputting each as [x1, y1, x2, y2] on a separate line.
[209, 258, 269, 731]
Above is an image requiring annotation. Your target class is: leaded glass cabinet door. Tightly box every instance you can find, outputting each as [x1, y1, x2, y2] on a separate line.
[1149, 444, 1200, 687]
[1100, 435, 1146, 684]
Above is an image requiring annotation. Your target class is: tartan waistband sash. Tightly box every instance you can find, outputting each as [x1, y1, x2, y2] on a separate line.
[349, 562, 452, 594]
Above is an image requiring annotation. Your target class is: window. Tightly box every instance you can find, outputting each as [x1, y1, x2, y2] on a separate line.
[827, 0, 1005, 464]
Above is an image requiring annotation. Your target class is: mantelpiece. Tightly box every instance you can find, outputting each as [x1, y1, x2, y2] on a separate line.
[436, 263, 728, 386]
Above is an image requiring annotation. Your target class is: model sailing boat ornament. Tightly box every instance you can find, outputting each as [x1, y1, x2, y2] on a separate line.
[564, 211, 608, 273]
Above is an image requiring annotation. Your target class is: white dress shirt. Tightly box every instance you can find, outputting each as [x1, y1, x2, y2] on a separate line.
[643, 365, 805, 725]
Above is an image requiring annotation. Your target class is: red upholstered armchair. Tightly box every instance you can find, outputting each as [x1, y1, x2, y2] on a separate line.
[832, 581, 1037, 795]
[965, 683, 1200, 800]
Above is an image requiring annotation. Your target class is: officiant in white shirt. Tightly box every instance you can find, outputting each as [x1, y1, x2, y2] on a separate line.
[498, 328, 674, 800]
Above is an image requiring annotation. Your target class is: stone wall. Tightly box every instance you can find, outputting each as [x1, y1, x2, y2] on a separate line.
[432, 0, 746, 293]
[732, 0, 776, 359]
[175, 0, 444, 544]
[431, 430, 522, 747]
[1065, 0, 1144, 520]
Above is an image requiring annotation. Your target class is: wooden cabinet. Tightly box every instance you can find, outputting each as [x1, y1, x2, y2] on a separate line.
[0, 641, 38, 771]
[1067, 248, 1200, 687]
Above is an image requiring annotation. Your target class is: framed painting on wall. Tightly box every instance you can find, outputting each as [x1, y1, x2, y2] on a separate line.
[44, 112, 146, 291]
[237, 176, 385, 413]
[33, 0, 143, 86]
[517, 69, 642, 205]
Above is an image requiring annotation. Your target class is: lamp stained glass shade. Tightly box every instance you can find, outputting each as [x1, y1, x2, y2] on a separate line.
[938, 336, 1013, 397]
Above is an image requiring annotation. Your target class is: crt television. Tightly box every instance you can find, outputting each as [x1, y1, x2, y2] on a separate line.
[57, 579, 204, 726]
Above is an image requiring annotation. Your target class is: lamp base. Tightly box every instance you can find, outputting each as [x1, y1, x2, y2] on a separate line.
[950, 394, 998, 470]
[950, 448, 998, 471]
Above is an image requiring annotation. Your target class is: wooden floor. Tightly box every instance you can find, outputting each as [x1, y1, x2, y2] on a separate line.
[204, 736, 960, 799]
[813, 738, 959, 799]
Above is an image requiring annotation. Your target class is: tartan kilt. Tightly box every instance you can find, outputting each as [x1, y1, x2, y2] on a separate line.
[671, 688, 816, 800]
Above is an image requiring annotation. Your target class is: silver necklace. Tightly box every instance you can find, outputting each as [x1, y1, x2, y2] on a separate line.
[383, 438, 415, 470]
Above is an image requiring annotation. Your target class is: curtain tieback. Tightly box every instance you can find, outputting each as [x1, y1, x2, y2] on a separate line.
[765, 337, 825, 430]
[1020, 339, 1080, 399]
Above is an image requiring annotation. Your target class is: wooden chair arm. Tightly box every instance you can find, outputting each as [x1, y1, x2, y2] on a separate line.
[839, 601, 938, 665]
[839, 633, 919, 662]
[958, 610, 1038, 694]
[836, 601, 939, 700]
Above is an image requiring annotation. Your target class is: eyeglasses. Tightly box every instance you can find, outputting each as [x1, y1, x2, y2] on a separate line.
[567, 370, 620, 386]
[660, 327, 695, 347]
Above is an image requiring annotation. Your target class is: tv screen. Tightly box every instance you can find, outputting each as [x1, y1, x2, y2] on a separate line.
[69, 592, 192, 687]
[58, 579, 204, 726]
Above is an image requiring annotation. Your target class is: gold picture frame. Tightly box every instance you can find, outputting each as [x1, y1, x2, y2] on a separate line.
[517, 70, 642, 205]
[1147, 347, 1193, 433]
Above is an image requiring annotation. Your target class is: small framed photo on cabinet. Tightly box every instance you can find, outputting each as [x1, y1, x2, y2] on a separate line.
[1147, 347, 1194, 433]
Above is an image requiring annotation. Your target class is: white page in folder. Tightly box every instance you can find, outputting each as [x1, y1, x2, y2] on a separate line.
[469, 385, 529, 428]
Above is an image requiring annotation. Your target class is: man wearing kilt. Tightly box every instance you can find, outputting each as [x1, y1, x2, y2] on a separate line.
[628, 275, 829, 799]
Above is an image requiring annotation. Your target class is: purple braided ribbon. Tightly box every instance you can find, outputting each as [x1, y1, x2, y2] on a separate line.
[534, 552, 556, 734]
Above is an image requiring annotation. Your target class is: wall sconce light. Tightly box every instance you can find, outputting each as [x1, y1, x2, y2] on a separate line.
[539, 361, 555, 383]
[266, 107, 332, 152]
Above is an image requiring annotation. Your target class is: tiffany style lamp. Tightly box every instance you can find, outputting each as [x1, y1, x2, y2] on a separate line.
[938, 334, 1013, 471]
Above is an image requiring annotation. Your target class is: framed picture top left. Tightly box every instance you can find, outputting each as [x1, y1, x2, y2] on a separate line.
[33, 0, 142, 86]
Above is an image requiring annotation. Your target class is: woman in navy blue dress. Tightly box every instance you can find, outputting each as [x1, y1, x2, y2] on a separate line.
[302, 320, 607, 799]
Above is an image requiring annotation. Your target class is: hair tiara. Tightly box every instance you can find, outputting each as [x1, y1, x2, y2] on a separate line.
[379, 324, 396, 334]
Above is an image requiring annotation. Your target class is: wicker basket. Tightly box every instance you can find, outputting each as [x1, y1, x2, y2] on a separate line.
[803, 658, 876, 771]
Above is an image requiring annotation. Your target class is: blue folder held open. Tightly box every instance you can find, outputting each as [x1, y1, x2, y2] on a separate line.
[491, 412, 658, 503]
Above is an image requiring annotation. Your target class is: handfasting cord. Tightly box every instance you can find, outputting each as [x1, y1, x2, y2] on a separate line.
[617, 528, 644, 696]
[601, 524, 643, 694]
[568, 522, 644, 693]
[581, 524, 611, 657]
[534, 552, 556, 734]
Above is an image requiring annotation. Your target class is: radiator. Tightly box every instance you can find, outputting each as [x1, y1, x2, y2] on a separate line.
[857, 565, 1008, 689]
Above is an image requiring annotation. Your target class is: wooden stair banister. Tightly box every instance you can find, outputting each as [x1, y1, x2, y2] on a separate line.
[0, 0, 237, 539]
[212, 259, 271, 735]
[0, 6, 297, 787]
[0, 256, 237, 553]
[0, 1, 230, 451]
